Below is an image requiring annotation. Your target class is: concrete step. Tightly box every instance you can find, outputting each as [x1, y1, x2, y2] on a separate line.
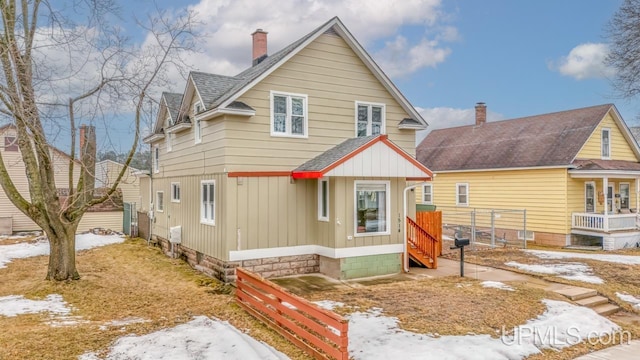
[592, 303, 621, 316]
[575, 295, 609, 308]
[552, 286, 598, 301]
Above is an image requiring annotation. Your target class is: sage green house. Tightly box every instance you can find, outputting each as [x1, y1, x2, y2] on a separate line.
[142, 17, 432, 282]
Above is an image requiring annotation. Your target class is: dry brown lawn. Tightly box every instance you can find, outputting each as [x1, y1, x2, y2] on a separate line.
[0, 237, 307, 360]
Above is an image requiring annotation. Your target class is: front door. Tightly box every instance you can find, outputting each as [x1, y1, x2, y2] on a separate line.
[607, 184, 614, 213]
[585, 182, 595, 213]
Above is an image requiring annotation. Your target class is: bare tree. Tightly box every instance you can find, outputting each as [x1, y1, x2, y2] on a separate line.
[606, 0, 640, 99]
[0, 0, 196, 280]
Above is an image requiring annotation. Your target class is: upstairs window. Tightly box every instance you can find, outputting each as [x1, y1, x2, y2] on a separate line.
[601, 128, 611, 159]
[356, 102, 385, 137]
[171, 183, 181, 203]
[4, 136, 18, 152]
[422, 184, 433, 204]
[271, 91, 308, 137]
[456, 183, 469, 207]
[153, 145, 159, 173]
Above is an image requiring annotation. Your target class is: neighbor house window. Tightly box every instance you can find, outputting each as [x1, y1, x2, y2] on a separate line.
[601, 128, 611, 158]
[271, 91, 308, 137]
[201, 180, 215, 225]
[620, 183, 630, 210]
[356, 102, 385, 137]
[171, 182, 181, 203]
[4, 136, 18, 152]
[156, 191, 164, 212]
[153, 145, 159, 173]
[456, 183, 469, 206]
[318, 178, 329, 221]
[422, 184, 433, 204]
[355, 181, 390, 235]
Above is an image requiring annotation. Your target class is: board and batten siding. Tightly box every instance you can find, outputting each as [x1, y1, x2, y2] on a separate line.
[432, 168, 569, 234]
[225, 32, 416, 172]
[576, 111, 638, 161]
[151, 173, 227, 260]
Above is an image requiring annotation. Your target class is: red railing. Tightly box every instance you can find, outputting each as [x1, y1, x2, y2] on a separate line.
[407, 216, 439, 269]
[235, 267, 349, 360]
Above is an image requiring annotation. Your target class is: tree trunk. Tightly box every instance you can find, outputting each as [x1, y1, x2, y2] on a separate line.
[45, 222, 80, 281]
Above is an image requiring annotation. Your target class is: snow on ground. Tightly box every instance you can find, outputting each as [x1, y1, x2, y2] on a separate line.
[505, 261, 604, 284]
[0, 294, 71, 317]
[616, 293, 640, 309]
[526, 250, 640, 265]
[79, 316, 289, 360]
[317, 299, 619, 360]
[0, 233, 124, 268]
[481, 281, 515, 291]
[99, 317, 150, 331]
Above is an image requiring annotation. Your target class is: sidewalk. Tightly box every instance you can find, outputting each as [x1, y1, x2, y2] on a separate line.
[573, 340, 640, 359]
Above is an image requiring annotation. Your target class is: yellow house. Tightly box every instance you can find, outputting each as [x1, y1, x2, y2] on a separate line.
[416, 103, 640, 250]
[142, 17, 433, 282]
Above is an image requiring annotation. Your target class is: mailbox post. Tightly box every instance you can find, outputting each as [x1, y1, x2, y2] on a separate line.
[450, 233, 470, 277]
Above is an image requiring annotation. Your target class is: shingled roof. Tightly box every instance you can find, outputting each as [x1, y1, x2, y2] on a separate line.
[163, 92, 183, 122]
[417, 104, 615, 172]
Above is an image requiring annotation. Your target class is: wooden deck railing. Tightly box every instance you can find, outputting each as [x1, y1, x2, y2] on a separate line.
[572, 213, 637, 232]
[407, 216, 439, 268]
[235, 267, 349, 360]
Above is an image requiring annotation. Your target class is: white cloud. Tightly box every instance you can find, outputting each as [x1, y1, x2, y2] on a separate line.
[374, 36, 451, 78]
[554, 43, 615, 80]
[415, 106, 504, 144]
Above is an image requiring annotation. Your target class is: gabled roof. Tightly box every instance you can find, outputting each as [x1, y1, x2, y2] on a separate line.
[417, 104, 626, 172]
[149, 16, 427, 137]
[163, 92, 183, 121]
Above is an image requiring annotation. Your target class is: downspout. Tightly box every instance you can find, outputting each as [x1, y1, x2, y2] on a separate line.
[403, 181, 431, 273]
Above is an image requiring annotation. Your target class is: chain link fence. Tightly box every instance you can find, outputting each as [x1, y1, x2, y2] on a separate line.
[437, 206, 528, 249]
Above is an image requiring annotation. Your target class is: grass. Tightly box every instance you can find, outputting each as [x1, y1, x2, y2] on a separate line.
[0, 237, 307, 360]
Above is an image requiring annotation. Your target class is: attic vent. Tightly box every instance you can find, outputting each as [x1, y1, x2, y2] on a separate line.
[323, 28, 338, 36]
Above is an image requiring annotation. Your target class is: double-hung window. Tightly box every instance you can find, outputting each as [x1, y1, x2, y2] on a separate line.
[601, 128, 611, 159]
[153, 145, 159, 173]
[156, 191, 164, 212]
[422, 184, 433, 204]
[620, 183, 630, 210]
[456, 183, 469, 206]
[318, 178, 329, 221]
[201, 180, 215, 225]
[355, 181, 390, 236]
[356, 102, 385, 137]
[194, 102, 202, 144]
[271, 91, 308, 137]
[171, 183, 181, 203]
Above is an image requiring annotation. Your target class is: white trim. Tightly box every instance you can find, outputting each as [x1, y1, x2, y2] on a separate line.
[171, 182, 181, 203]
[143, 133, 165, 144]
[569, 170, 640, 178]
[318, 178, 329, 222]
[166, 132, 173, 152]
[456, 183, 469, 207]
[435, 165, 571, 174]
[156, 191, 164, 212]
[585, 181, 596, 213]
[619, 182, 631, 210]
[601, 127, 611, 159]
[422, 184, 433, 204]
[517, 230, 535, 241]
[354, 180, 391, 237]
[166, 122, 191, 133]
[153, 145, 159, 173]
[197, 107, 256, 122]
[607, 182, 615, 213]
[354, 101, 386, 137]
[200, 180, 216, 226]
[229, 244, 403, 261]
[194, 117, 202, 144]
[270, 90, 309, 138]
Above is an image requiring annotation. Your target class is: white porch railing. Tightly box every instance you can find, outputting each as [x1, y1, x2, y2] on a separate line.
[572, 213, 638, 232]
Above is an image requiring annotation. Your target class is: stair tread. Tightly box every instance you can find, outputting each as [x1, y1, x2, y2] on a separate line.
[575, 295, 609, 307]
[592, 303, 620, 316]
[552, 286, 597, 300]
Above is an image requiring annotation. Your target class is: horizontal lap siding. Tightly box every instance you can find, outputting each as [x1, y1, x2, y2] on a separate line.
[78, 212, 123, 232]
[576, 112, 638, 161]
[433, 169, 569, 234]
[227, 33, 415, 172]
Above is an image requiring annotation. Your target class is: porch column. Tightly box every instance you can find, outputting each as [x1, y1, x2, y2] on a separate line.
[603, 176, 609, 231]
[636, 178, 640, 213]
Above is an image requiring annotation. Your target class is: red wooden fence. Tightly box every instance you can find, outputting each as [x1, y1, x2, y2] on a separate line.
[235, 268, 349, 360]
[416, 210, 443, 256]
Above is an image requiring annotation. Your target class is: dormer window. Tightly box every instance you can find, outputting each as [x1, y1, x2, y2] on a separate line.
[356, 102, 385, 137]
[601, 128, 611, 159]
[270, 91, 308, 138]
[194, 102, 202, 115]
[167, 114, 174, 127]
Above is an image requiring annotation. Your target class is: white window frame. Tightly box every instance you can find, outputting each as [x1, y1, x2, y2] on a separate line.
[194, 117, 202, 144]
[167, 133, 173, 152]
[156, 191, 164, 212]
[607, 182, 615, 213]
[620, 182, 630, 210]
[422, 184, 433, 205]
[153, 145, 159, 173]
[354, 180, 391, 237]
[355, 101, 386, 137]
[517, 230, 535, 241]
[270, 91, 309, 138]
[585, 181, 596, 213]
[171, 182, 181, 203]
[456, 183, 469, 207]
[601, 128, 611, 159]
[318, 178, 329, 221]
[193, 101, 202, 115]
[200, 180, 216, 226]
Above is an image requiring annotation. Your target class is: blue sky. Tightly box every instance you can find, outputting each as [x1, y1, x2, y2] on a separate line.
[69, 0, 634, 149]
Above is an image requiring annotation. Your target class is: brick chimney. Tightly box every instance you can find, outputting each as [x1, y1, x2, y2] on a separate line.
[252, 29, 268, 66]
[475, 102, 487, 126]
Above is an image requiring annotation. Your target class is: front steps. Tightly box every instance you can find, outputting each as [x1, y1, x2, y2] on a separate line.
[551, 285, 620, 316]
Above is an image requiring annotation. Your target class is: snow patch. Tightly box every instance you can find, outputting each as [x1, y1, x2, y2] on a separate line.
[505, 261, 604, 284]
[313, 300, 345, 311]
[481, 281, 515, 291]
[526, 250, 640, 265]
[99, 317, 150, 331]
[79, 316, 289, 360]
[0, 294, 71, 317]
[616, 292, 640, 309]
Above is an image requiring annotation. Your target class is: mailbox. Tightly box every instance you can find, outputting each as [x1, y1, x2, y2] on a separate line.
[454, 238, 470, 248]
